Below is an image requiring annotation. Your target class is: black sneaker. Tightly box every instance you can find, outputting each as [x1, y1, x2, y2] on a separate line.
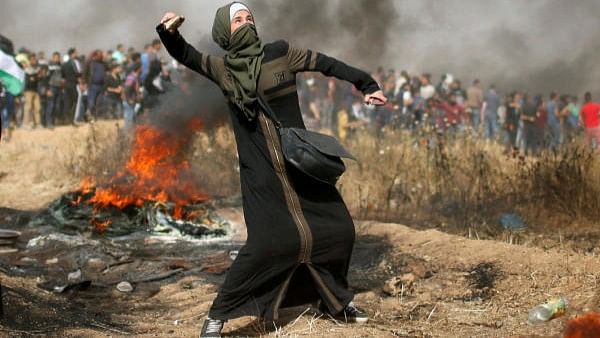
[199, 318, 225, 338]
[322, 301, 369, 324]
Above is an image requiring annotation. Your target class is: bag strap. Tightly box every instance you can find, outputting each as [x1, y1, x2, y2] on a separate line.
[256, 93, 282, 129]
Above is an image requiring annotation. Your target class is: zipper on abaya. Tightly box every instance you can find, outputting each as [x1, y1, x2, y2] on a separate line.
[259, 113, 345, 318]
[260, 113, 312, 263]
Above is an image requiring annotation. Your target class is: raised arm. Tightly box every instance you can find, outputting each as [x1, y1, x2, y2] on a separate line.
[286, 42, 386, 105]
[156, 12, 223, 84]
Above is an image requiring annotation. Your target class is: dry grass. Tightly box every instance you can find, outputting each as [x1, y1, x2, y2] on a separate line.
[6, 120, 598, 235]
[172, 123, 600, 236]
[73, 122, 600, 235]
[0, 122, 124, 208]
[339, 126, 600, 235]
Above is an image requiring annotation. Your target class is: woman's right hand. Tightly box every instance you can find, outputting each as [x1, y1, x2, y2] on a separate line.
[161, 12, 185, 32]
[160, 12, 177, 24]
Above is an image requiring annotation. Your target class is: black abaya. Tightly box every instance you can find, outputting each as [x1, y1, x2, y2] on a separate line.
[157, 24, 380, 320]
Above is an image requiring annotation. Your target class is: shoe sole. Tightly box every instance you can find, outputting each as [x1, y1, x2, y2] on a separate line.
[330, 316, 369, 324]
[354, 317, 369, 324]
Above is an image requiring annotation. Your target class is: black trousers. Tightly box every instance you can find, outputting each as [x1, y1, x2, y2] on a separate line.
[62, 85, 78, 123]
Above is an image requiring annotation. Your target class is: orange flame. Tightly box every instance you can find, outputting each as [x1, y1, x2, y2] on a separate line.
[80, 176, 96, 194]
[564, 312, 600, 338]
[80, 118, 208, 223]
[91, 219, 112, 233]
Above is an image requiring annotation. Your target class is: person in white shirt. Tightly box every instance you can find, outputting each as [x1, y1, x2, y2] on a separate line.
[419, 73, 435, 100]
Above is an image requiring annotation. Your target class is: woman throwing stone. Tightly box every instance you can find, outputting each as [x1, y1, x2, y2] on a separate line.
[156, 3, 386, 337]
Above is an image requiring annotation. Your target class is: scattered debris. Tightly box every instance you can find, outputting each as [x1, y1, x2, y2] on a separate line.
[27, 233, 99, 249]
[67, 269, 82, 282]
[528, 296, 568, 324]
[383, 273, 416, 296]
[86, 258, 106, 272]
[45, 257, 59, 265]
[129, 268, 184, 284]
[44, 191, 231, 240]
[149, 206, 228, 239]
[0, 229, 20, 240]
[0, 247, 18, 254]
[500, 213, 526, 231]
[47, 280, 92, 294]
[0, 229, 20, 254]
[116, 281, 134, 293]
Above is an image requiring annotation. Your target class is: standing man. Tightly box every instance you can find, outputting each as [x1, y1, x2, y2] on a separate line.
[111, 44, 126, 64]
[466, 79, 483, 131]
[520, 94, 538, 156]
[142, 39, 164, 109]
[103, 64, 123, 119]
[545, 92, 561, 150]
[0, 82, 7, 141]
[140, 43, 152, 83]
[23, 53, 42, 129]
[84, 50, 106, 121]
[580, 92, 600, 152]
[46, 52, 63, 128]
[481, 85, 500, 141]
[123, 64, 141, 129]
[61, 48, 81, 124]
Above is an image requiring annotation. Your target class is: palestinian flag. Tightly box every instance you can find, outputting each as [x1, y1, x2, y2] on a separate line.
[0, 35, 24, 96]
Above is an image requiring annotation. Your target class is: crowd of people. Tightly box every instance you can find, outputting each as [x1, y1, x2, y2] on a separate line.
[1, 43, 599, 155]
[297, 68, 600, 155]
[0, 39, 173, 141]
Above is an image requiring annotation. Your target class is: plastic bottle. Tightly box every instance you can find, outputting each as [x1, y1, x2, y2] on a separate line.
[528, 296, 568, 324]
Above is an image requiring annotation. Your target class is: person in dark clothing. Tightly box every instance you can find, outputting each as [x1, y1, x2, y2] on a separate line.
[157, 3, 386, 337]
[504, 92, 521, 155]
[123, 64, 142, 129]
[126, 51, 141, 74]
[482, 85, 500, 141]
[545, 92, 560, 150]
[142, 43, 164, 109]
[84, 50, 106, 121]
[61, 48, 81, 124]
[46, 52, 63, 127]
[0, 82, 7, 141]
[520, 94, 538, 156]
[534, 95, 548, 152]
[37, 65, 51, 127]
[103, 64, 123, 119]
[23, 54, 42, 129]
[1, 84, 14, 142]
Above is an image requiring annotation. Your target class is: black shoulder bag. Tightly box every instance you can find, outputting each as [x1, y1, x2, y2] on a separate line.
[257, 95, 356, 185]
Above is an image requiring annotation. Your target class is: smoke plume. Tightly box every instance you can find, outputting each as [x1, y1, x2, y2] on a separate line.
[1, 0, 599, 94]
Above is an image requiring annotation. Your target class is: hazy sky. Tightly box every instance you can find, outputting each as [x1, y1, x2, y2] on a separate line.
[2, 0, 599, 94]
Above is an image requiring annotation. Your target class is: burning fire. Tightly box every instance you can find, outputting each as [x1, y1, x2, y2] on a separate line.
[564, 312, 600, 338]
[79, 119, 207, 221]
[91, 219, 112, 233]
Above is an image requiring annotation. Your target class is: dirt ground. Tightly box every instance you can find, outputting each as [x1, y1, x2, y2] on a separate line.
[1, 123, 598, 337]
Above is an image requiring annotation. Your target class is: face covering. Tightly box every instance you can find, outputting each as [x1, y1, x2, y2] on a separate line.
[212, 2, 264, 121]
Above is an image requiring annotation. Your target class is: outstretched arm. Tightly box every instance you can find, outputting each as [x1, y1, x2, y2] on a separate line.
[156, 12, 223, 83]
[287, 43, 387, 105]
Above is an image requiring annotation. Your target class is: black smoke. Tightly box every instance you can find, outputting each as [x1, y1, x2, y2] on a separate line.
[2, 0, 600, 94]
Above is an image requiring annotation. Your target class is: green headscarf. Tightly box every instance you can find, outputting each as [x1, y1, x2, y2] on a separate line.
[212, 2, 264, 121]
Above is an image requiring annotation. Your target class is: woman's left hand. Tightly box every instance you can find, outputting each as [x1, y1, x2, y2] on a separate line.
[364, 90, 388, 106]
